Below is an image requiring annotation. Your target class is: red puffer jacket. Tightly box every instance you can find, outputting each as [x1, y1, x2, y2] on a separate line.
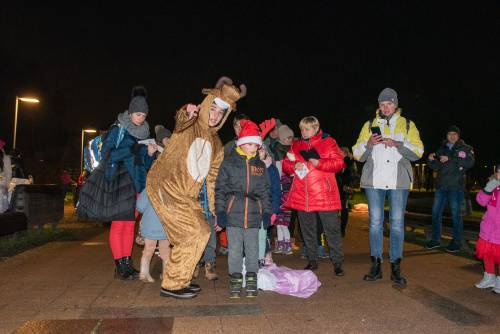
[282, 130, 345, 212]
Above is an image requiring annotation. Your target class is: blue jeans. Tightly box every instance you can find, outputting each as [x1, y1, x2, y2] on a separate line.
[431, 189, 464, 244]
[202, 216, 217, 263]
[364, 188, 409, 262]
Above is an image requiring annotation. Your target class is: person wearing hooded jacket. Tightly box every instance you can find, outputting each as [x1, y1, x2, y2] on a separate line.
[100, 86, 158, 280]
[352, 87, 424, 286]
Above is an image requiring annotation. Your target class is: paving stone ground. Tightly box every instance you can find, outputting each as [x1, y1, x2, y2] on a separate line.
[1, 212, 499, 333]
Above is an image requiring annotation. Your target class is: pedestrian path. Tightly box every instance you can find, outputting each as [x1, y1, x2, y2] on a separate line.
[1, 212, 499, 333]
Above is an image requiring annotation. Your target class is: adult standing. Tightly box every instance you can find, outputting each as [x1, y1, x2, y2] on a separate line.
[147, 77, 246, 299]
[425, 126, 475, 252]
[100, 86, 157, 280]
[0, 139, 12, 213]
[352, 88, 424, 285]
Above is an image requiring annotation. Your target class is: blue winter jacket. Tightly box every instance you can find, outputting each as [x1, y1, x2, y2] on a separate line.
[267, 164, 281, 215]
[101, 126, 155, 193]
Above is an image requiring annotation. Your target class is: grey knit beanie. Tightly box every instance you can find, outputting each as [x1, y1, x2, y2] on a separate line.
[378, 87, 398, 105]
[128, 86, 149, 115]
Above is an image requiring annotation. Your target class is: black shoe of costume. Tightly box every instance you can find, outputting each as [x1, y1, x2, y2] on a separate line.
[114, 258, 134, 280]
[363, 256, 382, 281]
[188, 283, 201, 293]
[333, 263, 345, 276]
[160, 287, 198, 299]
[304, 260, 319, 271]
[245, 272, 258, 298]
[229, 273, 243, 299]
[123, 256, 140, 279]
[390, 258, 407, 286]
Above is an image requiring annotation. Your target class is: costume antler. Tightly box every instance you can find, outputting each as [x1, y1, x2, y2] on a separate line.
[239, 84, 247, 98]
[215, 76, 233, 88]
[259, 118, 277, 139]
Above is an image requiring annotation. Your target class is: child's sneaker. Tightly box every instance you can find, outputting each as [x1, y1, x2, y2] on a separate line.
[493, 276, 500, 294]
[474, 272, 496, 289]
[282, 241, 293, 255]
[245, 272, 258, 298]
[229, 273, 243, 298]
[135, 235, 145, 246]
[273, 241, 284, 254]
[264, 252, 274, 266]
[318, 245, 329, 259]
[218, 246, 228, 256]
[154, 246, 160, 256]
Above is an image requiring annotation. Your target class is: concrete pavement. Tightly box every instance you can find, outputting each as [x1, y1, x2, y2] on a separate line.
[1, 212, 499, 333]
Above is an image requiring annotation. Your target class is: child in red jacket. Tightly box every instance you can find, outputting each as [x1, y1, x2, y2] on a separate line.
[282, 116, 345, 275]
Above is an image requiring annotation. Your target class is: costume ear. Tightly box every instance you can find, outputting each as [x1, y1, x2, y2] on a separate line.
[259, 118, 277, 139]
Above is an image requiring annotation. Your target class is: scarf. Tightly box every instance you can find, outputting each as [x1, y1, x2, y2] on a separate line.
[117, 111, 150, 140]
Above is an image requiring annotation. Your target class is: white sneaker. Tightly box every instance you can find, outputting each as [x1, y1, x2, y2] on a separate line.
[474, 272, 496, 289]
[493, 276, 500, 294]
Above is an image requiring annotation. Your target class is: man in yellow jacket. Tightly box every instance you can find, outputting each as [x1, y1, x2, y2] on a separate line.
[352, 87, 424, 286]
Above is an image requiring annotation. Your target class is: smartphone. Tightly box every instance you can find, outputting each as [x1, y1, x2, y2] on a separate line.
[370, 126, 382, 136]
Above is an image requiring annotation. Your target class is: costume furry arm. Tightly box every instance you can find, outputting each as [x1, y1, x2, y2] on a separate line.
[207, 146, 224, 214]
[173, 105, 198, 133]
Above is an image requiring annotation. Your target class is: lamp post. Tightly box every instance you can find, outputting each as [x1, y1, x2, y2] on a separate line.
[13, 96, 40, 149]
[80, 129, 97, 175]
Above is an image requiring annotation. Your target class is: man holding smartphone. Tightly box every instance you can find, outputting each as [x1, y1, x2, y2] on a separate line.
[425, 126, 475, 252]
[352, 87, 424, 286]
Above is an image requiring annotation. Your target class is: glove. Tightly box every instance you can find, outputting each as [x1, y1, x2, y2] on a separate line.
[484, 178, 500, 193]
[216, 212, 227, 229]
[262, 213, 271, 229]
[271, 213, 277, 226]
[259, 118, 277, 140]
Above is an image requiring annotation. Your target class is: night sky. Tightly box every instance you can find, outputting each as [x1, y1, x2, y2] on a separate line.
[1, 1, 499, 176]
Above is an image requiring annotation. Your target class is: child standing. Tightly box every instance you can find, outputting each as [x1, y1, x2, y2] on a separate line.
[215, 120, 272, 298]
[136, 188, 170, 282]
[274, 173, 294, 254]
[474, 164, 500, 293]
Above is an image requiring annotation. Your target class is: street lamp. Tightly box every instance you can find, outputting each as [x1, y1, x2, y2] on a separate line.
[80, 129, 97, 175]
[13, 96, 40, 149]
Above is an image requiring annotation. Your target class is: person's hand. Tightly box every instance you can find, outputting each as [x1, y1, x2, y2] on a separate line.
[428, 153, 436, 161]
[214, 224, 223, 232]
[216, 212, 227, 228]
[382, 138, 401, 148]
[186, 104, 200, 119]
[484, 178, 500, 193]
[262, 213, 271, 229]
[294, 162, 306, 171]
[309, 158, 319, 167]
[367, 134, 383, 148]
[147, 143, 158, 156]
[439, 155, 449, 163]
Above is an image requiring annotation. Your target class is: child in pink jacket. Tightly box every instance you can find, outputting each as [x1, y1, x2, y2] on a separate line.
[474, 164, 500, 293]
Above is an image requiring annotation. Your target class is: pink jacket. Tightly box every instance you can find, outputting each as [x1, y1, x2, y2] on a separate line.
[477, 186, 500, 245]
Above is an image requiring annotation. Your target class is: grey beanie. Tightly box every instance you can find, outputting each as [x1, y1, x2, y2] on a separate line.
[155, 125, 171, 144]
[378, 87, 398, 105]
[128, 86, 149, 115]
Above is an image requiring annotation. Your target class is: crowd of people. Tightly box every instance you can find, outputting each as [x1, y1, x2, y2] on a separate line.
[70, 78, 500, 298]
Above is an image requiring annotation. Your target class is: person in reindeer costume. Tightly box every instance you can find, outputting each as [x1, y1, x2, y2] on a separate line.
[147, 77, 247, 299]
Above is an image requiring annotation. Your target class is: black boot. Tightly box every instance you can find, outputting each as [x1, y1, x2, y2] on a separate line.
[114, 258, 133, 280]
[123, 256, 139, 279]
[390, 258, 407, 286]
[245, 272, 258, 298]
[304, 260, 318, 270]
[363, 256, 382, 281]
[333, 262, 345, 276]
[229, 273, 243, 299]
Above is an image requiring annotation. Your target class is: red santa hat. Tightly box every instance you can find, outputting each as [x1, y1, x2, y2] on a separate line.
[236, 120, 263, 147]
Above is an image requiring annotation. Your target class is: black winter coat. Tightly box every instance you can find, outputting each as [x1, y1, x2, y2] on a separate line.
[215, 151, 271, 229]
[428, 139, 475, 190]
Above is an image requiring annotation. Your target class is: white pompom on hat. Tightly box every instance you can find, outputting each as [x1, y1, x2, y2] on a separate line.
[236, 120, 262, 147]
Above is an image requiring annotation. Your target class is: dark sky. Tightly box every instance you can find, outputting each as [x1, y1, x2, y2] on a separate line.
[1, 1, 499, 165]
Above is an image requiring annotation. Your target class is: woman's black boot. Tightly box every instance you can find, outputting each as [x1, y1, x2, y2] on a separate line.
[363, 256, 382, 281]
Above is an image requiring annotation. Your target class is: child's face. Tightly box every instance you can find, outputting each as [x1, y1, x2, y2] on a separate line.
[233, 122, 242, 136]
[258, 147, 268, 160]
[240, 143, 259, 156]
[130, 112, 147, 126]
[300, 125, 318, 140]
[282, 135, 293, 146]
[208, 103, 226, 127]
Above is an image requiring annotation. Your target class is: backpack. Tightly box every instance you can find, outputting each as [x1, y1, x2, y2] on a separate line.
[83, 125, 125, 173]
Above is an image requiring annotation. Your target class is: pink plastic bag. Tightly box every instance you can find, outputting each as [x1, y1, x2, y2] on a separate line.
[263, 264, 321, 298]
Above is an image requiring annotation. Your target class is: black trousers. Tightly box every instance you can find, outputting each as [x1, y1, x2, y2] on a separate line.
[298, 210, 344, 264]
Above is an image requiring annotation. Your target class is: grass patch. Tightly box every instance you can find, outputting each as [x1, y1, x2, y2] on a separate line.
[0, 226, 76, 259]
